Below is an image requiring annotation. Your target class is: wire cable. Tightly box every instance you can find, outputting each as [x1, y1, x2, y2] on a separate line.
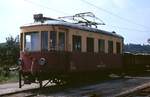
[80, 0, 150, 29]
[106, 25, 150, 32]
[24, 0, 150, 33]
[24, 0, 69, 16]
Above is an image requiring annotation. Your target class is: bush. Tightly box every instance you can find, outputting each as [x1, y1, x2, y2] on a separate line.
[0, 36, 19, 82]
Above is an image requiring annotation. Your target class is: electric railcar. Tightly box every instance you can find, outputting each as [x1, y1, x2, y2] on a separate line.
[18, 13, 124, 88]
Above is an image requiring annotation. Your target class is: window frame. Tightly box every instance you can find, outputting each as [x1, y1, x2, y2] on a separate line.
[58, 32, 65, 51]
[41, 31, 48, 51]
[108, 40, 113, 54]
[116, 42, 121, 54]
[24, 32, 40, 52]
[50, 31, 57, 51]
[98, 39, 105, 53]
[72, 35, 82, 52]
[20, 33, 23, 51]
[86, 37, 94, 52]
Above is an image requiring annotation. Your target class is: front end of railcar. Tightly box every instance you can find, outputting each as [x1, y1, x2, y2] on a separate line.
[18, 29, 49, 87]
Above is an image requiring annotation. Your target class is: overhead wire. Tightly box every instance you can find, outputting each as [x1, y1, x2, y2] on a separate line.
[24, 0, 149, 33]
[105, 25, 150, 32]
[80, 0, 150, 30]
[24, 0, 69, 16]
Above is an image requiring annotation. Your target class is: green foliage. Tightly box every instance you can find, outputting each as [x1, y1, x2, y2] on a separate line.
[0, 76, 9, 83]
[0, 36, 19, 77]
[0, 70, 18, 83]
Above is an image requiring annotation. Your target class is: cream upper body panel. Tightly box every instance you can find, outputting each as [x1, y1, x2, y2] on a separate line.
[20, 20, 123, 54]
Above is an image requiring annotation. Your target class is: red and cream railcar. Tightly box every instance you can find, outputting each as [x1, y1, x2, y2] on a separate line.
[19, 14, 124, 88]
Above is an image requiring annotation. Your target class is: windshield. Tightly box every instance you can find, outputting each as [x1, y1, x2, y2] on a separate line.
[25, 32, 40, 52]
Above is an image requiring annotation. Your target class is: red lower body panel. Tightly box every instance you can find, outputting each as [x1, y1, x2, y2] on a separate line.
[20, 51, 123, 76]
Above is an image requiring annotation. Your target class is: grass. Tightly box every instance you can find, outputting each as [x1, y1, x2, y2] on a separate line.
[0, 76, 9, 83]
[0, 71, 18, 84]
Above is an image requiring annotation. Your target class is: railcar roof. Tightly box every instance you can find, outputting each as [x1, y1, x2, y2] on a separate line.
[21, 20, 123, 39]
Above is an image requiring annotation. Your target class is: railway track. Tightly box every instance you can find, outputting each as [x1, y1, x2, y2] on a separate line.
[1, 76, 150, 97]
[1, 84, 64, 97]
[1, 87, 38, 97]
[135, 87, 150, 96]
[4, 92, 37, 97]
[0, 80, 55, 97]
[117, 86, 150, 97]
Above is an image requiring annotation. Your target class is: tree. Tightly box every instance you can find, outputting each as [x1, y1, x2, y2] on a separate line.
[5, 36, 20, 66]
[0, 36, 19, 77]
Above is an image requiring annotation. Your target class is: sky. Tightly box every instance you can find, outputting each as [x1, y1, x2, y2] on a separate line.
[0, 0, 150, 44]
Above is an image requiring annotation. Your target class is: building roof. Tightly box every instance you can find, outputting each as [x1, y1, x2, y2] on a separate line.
[21, 20, 123, 39]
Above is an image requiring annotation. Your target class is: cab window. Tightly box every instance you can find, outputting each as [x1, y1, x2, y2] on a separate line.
[25, 32, 40, 51]
[50, 31, 57, 50]
[59, 32, 65, 51]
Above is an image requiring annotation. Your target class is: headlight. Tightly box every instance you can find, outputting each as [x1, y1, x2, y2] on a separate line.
[18, 58, 22, 65]
[39, 58, 46, 66]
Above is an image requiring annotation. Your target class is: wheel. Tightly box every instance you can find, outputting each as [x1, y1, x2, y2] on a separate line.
[19, 70, 22, 88]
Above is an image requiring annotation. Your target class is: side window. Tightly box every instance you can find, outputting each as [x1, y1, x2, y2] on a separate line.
[41, 31, 48, 51]
[50, 31, 57, 50]
[116, 42, 121, 54]
[59, 32, 65, 51]
[98, 39, 105, 53]
[87, 37, 94, 52]
[72, 35, 82, 52]
[108, 40, 113, 54]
